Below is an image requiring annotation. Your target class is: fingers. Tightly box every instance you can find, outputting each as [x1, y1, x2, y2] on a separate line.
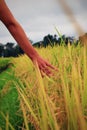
[33, 56, 58, 77]
[40, 66, 52, 77]
[40, 69, 53, 78]
[39, 62, 58, 77]
[45, 61, 58, 71]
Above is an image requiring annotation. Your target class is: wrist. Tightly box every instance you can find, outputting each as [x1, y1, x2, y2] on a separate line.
[29, 49, 39, 61]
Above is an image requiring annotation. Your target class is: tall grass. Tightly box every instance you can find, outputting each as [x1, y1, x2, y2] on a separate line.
[0, 112, 15, 130]
[12, 54, 60, 130]
[11, 45, 87, 130]
[0, 44, 87, 129]
[58, 44, 87, 130]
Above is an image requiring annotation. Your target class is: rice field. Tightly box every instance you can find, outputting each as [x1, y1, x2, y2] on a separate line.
[0, 44, 87, 130]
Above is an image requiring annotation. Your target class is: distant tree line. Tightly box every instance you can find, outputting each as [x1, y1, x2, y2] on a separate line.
[33, 34, 78, 48]
[0, 33, 87, 57]
[0, 42, 24, 57]
[0, 39, 34, 57]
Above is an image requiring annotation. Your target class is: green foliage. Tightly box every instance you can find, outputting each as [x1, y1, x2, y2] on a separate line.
[0, 60, 21, 129]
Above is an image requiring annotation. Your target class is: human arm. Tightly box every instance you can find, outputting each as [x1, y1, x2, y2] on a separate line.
[0, 0, 56, 76]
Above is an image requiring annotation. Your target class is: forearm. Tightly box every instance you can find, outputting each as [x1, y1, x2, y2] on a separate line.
[0, 0, 39, 60]
[6, 21, 38, 60]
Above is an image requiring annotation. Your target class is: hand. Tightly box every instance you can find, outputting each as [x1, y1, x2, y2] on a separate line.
[32, 55, 58, 77]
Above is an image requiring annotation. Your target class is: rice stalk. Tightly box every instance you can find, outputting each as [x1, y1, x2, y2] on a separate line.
[0, 112, 15, 130]
[34, 61, 60, 130]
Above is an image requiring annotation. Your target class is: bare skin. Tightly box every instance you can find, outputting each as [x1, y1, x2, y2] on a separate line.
[0, 0, 57, 76]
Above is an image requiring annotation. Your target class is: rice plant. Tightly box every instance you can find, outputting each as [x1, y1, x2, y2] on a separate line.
[0, 43, 87, 130]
